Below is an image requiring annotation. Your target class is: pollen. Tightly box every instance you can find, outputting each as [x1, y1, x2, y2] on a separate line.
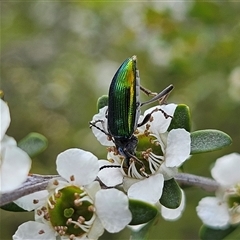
[38, 229, 45, 234]
[53, 179, 59, 185]
[33, 199, 39, 204]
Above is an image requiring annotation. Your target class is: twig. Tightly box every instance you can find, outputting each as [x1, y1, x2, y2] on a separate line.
[175, 173, 219, 192]
[0, 173, 219, 207]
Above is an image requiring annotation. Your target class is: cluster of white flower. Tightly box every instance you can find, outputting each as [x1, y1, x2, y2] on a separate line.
[13, 148, 132, 240]
[9, 98, 239, 239]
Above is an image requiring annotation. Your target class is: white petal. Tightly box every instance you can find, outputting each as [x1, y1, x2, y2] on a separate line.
[161, 189, 185, 220]
[158, 162, 178, 180]
[211, 153, 240, 187]
[91, 106, 114, 147]
[56, 148, 99, 186]
[128, 174, 164, 204]
[14, 190, 49, 211]
[98, 160, 123, 187]
[87, 216, 104, 240]
[143, 104, 177, 134]
[12, 221, 56, 240]
[0, 99, 11, 141]
[196, 197, 230, 228]
[0, 146, 31, 193]
[1, 135, 17, 148]
[165, 129, 191, 167]
[95, 189, 132, 233]
[84, 181, 101, 200]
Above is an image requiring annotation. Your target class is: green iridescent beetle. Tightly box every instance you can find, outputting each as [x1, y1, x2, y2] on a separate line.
[91, 55, 173, 176]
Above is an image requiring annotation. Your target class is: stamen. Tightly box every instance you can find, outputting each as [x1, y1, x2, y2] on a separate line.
[36, 209, 42, 216]
[74, 199, 82, 206]
[148, 152, 164, 174]
[78, 216, 85, 224]
[88, 205, 95, 212]
[47, 199, 54, 209]
[127, 162, 144, 179]
[70, 175, 75, 181]
[69, 234, 76, 240]
[54, 191, 62, 198]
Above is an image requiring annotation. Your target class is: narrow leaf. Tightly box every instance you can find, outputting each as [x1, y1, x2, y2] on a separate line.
[97, 95, 108, 111]
[199, 224, 237, 240]
[18, 132, 48, 158]
[168, 104, 191, 132]
[129, 199, 158, 225]
[160, 178, 182, 209]
[130, 217, 158, 240]
[1, 202, 27, 212]
[191, 130, 232, 154]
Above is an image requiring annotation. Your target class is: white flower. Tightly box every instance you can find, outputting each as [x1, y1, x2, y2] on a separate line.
[93, 104, 191, 220]
[196, 153, 240, 229]
[13, 148, 132, 240]
[90, 106, 114, 147]
[0, 99, 31, 193]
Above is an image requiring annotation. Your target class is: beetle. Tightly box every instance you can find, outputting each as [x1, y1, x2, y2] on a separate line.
[90, 55, 173, 176]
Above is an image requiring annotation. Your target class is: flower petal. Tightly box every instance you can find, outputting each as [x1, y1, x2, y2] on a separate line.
[87, 216, 104, 240]
[0, 99, 11, 141]
[196, 197, 230, 228]
[161, 189, 185, 220]
[95, 189, 132, 233]
[13, 221, 56, 240]
[0, 146, 31, 193]
[91, 106, 114, 147]
[128, 174, 164, 204]
[211, 153, 240, 187]
[98, 160, 123, 187]
[143, 104, 177, 134]
[158, 162, 178, 180]
[1, 135, 17, 148]
[85, 181, 101, 200]
[14, 190, 49, 211]
[56, 148, 99, 186]
[165, 129, 191, 167]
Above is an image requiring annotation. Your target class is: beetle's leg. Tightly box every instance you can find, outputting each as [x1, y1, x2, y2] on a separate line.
[89, 120, 110, 137]
[141, 84, 174, 106]
[137, 107, 173, 128]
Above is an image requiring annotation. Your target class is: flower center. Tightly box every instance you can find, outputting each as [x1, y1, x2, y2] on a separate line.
[41, 185, 96, 238]
[121, 134, 164, 179]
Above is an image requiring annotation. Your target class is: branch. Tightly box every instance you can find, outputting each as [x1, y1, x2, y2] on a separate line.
[0, 174, 58, 206]
[0, 173, 219, 207]
[175, 173, 219, 192]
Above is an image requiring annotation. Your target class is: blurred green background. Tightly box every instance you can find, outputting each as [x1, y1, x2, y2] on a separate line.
[1, 1, 240, 239]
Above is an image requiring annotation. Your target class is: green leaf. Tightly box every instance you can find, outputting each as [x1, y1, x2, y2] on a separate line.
[130, 217, 158, 240]
[191, 130, 232, 154]
[18, 132, 48, 158]
[97, 95, 108, 111]
[1, 202, 28, 212]
[129, 199, 158, 225]
[168, 104, 191, 132]
[199, 224, 237, 240]
[160, 178, 182, 209]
